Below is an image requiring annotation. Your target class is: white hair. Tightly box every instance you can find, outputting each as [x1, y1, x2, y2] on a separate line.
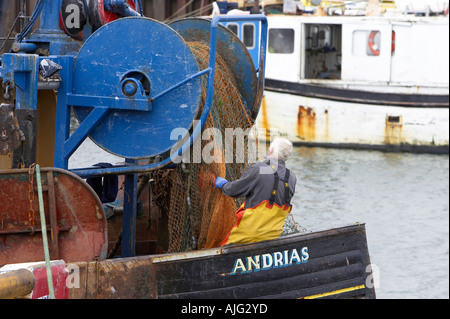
[268, 138, 293, 161]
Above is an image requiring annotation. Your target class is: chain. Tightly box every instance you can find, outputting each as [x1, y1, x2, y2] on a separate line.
[28, 163, 36, 234]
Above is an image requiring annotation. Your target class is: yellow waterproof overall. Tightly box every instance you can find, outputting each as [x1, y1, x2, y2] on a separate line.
[221, 167, 292, 246]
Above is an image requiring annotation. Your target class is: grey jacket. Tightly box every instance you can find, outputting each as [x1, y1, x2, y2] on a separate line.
[221, 159, 297, 209]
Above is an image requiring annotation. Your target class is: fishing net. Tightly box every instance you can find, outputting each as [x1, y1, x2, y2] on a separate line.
[165, 41, 260, 252]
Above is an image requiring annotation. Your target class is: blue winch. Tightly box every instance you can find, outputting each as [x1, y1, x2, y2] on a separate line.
[0, 0, 267, 256]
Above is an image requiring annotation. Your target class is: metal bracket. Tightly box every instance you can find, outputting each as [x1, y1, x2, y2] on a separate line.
[1, 53, 39, 110]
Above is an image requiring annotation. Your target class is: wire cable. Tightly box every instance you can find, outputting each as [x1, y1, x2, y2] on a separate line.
[0, 13, 21, 53]
[164, 0, 195, 22]
[16, 0, 44, 43]
[164, 3, 213, 24]
[135, 0, 144, 16]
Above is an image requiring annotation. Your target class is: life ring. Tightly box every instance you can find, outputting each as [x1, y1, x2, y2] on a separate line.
[368, 31, 380, 56]
[368, 31, 396, 56]
[391, 31, 396, 54]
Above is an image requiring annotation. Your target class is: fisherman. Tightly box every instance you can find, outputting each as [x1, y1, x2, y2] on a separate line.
[215, 138, 297, 246]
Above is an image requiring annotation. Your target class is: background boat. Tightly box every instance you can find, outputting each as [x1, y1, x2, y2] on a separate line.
[221, 0, 449, 154]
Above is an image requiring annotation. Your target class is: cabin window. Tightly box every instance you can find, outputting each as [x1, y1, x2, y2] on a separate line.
[227, 23, 239, 37]
[268, 28, 295, 54]
[243, 23, 255, 49]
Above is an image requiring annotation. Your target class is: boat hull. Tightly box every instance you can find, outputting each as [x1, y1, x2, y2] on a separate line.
[256, 87, 449, 154]
[69, 224, 376, 299]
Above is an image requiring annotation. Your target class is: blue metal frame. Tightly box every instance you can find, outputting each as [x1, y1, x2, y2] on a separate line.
[70, 14, 268, 178]
[67, 15, 267, 258]
[0, 7, 267, 176]
[1, 53, 39, 110]
[0, 0, 268, 257]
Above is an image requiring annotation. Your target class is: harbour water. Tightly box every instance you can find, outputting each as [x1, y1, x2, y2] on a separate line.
[287, 147, 449, 299]
[69, 140, 449, 299]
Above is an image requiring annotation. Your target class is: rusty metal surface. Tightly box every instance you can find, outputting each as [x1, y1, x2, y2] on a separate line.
[0, 1, 17, 53]
[0, 167, 108, 266]
[69, 257, 157, 299]
[0, 103, 21, 155]
[297, 105, 317, 142]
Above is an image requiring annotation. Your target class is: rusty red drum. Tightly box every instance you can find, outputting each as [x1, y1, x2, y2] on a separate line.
[0, 167, 108, 266]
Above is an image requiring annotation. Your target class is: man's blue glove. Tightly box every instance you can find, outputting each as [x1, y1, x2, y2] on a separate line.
[215, 177, 229, 189]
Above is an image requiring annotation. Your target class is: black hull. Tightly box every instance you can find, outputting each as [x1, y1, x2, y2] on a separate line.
[265, 79, 449, 108]
[71, 223, 376, 299]
[290, 141, 450, 155]
[155, 224, 375, 299]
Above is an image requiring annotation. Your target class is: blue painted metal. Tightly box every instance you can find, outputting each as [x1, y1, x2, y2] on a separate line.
[24, 0, 79, 56]
[122, 80, 139, 96]
[64, 107, 109, 160]
[67, 94, 151, 111]
[1, 53, 39, 110]
[0, 0, 77, 112]
[70, 17, 203, 160]
[54, 55, 75, 169]
[151, 68, 211, 103]
[0, 4, 267, 258]
[70, 15, 268, 179]
[39, 0, 62, 31]
[210, 14, 268, 73]
[1, 5, 267, 177]
[11, 42, 38, 53]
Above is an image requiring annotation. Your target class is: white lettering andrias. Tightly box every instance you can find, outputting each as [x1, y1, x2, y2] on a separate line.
[230, 247, 309, 275]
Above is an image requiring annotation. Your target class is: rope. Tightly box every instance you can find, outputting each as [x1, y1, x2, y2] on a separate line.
[35, 164, 55, 299]
[164, 0, 195, 23]
[164, 3, 213, 24]
[0, 13, 21, 53]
